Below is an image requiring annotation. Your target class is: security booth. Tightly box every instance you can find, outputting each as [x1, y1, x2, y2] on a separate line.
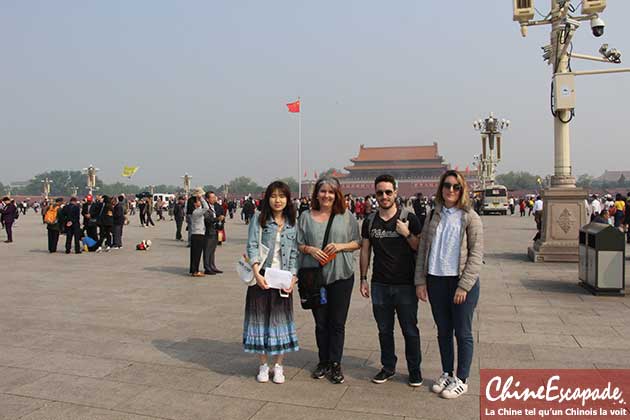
[580, 223, 626, 296]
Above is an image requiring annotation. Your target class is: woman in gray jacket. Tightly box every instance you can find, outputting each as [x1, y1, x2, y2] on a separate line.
[414, 170, 483, 399]
[188, 194, 208, 277]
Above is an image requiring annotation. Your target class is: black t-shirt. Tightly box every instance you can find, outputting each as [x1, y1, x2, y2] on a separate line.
[361, 209, 422, 285]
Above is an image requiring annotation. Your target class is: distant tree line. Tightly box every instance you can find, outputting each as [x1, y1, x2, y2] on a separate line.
[0, 170, 300, 198]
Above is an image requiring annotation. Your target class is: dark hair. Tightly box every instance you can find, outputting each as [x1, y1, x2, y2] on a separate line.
[259, 181, 296, 228]
[186, 196, 198, 215]
[374, 174, 396, 189]
[615, 193, 622, 201]
[311, 177, 345, 215]
[118, 195, 125, 202]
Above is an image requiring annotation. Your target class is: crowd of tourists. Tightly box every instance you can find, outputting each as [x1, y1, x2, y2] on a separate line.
[241, 170, 482, 400]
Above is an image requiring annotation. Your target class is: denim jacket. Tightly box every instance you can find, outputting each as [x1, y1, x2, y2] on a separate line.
[246, 213, 298, 275]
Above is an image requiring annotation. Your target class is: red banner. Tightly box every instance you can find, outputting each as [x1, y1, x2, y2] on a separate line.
[481, 369, 630, 419]
[286, 100, 300, 113]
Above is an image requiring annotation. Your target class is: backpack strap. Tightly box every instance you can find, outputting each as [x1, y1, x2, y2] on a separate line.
[366, 212, 377, 237]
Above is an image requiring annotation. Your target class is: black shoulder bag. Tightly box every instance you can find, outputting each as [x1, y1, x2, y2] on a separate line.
[297, 214, 335, 310]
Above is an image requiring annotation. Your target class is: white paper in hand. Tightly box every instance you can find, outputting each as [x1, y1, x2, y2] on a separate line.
[263, 268, 293, 290]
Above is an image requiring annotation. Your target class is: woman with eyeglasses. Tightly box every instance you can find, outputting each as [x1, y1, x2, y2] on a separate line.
[414, 170, 483, 399]
[297, 177, 361, 384]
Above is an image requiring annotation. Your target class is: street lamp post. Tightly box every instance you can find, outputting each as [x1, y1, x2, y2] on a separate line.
[41, 178, 53, 200]
[512, 0, 630, 262]
[181, 174, 192, 196]
[473, 113, 510, 190]
[83, 165, 99, 195]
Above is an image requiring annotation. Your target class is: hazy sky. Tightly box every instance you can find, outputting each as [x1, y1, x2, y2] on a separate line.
[2, 1, 629, 187]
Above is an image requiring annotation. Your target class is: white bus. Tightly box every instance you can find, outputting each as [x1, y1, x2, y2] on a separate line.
[481, 185, 509, 215]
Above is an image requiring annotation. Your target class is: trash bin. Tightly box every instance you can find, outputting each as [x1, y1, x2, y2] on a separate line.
[580, 223, 626, 295]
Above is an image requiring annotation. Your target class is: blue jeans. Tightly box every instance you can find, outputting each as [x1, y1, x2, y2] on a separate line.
[426, 275, 479, 381]
[371, 283, 421, 374]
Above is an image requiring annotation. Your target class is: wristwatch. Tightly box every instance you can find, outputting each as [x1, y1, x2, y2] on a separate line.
[360, 275, 368, 281]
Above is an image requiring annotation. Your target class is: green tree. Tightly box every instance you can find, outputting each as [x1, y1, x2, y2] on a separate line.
[17, 170, 85, 196]
[226, 176, 263, 194]
[496, 171, 540, 190]
[320, 168, 342, 178]
[278, 177, 298, 193]
[576, 174, 593, 189]
[0, 182, 5, 196]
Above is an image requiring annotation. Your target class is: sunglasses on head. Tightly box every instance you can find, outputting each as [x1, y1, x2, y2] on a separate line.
[442, 182, 462, 191]
[375, 190, 394, 197]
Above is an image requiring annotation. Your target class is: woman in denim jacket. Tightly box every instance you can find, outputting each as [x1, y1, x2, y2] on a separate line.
[244, 181, 299, 384]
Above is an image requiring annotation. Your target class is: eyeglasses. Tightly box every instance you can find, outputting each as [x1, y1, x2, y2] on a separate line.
[375, 190, 394, 197]
[442, 182, 462, 192]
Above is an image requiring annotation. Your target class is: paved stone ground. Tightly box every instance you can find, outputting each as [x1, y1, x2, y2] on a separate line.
[0, 211, 629, 420]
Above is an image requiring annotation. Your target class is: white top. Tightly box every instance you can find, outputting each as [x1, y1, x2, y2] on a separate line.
[533, 199, 543, 212]
[428, 206, 463, 277]
[271, 231, 282, 269]
[591, 199, 602, 215]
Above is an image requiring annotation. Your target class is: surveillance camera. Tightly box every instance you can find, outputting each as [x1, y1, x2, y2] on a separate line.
[591, 16, 605, 37]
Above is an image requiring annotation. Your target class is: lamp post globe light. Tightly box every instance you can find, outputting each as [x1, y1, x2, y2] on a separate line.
[512, 0, 630, 262]
[83, 165, 99, 195]
[181, 174, 192, 195]
[41, 178, 53, 200]
[472, 113, 509, 190]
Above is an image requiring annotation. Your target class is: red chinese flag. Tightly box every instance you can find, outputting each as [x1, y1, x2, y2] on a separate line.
[304, 170, 307, 177]
[465, 165, 470, 173]
[286, 100, 300, 113]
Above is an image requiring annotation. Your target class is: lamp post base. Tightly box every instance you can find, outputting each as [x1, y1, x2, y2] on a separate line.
[527, 186, 588, 263]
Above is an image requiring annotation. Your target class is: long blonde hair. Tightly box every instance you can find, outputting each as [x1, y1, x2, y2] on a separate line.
[435, 170, 470, 209]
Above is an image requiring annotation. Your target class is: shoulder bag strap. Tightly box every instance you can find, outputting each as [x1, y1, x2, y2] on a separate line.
[321, 213, 336, 249]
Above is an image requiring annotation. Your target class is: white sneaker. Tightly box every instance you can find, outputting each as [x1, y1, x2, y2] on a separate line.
[440, 376, 468, 399]
[103, 246, 111, 252]
[256, 364, 269, 383]
[431, 372, 452, 394]
[95, 247, 103, 253]
[272, 364, 285, 384]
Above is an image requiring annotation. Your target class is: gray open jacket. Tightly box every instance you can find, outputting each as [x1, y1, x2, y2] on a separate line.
[414, 203, 484, 292]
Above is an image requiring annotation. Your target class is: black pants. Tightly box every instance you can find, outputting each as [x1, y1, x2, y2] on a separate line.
[139, 212, 146, 226]
[47, 229, 60, 252]
[4, 222, 13, 242]
[312, 275, 354, 364]
[65, 225, 82, 253]
[371, 283, 421, 374]
[85, 224, 98, 241]
[203, 234, 218, 272]
[189, 234, 205, 273]
[97, 225, 112, 248]
[146, 213, 155, 226]
[427, 275, 479, 381]
[112, 224, 123, 247]
[175, 219, 183, 240]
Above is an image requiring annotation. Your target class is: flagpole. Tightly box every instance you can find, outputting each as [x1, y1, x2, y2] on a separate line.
[298, 96, 302, 199]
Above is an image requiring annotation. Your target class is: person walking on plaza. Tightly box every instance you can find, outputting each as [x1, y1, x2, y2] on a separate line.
[1, 197, 18, 243]
[112, 195, 125, 249]
[244, 181, 299, 384]
[413, 192, 428, 230]
[359, 175, 424, 387]
[44, 197, 64, 252]
[146, 197, 155, 227]
[202, 191, 223, 275]
[61, 197, 82, 254]
[613, 193, 626, 229]
[95, 195, 114, 252]
[532, 196, 543, 241]
[243, 198, 256, 225]
[414, 170, 483, 399]
[138, 198, 147, 227]
[188, 193, 208, 277]
[519, 198, 526, 217]
[82, 194, 98, 241]
[173, 196, 186, 241]
[297, 177, 361, 384]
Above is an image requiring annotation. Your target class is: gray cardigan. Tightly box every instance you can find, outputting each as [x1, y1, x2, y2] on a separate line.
[414, 203, 483, 291]
[189, 200, 209, 235]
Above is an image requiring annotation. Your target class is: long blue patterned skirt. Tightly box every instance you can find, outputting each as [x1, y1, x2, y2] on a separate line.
[243, 286, 299, 355]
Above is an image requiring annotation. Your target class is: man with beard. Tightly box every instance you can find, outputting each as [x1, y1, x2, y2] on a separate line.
[359, 174, 423, 387]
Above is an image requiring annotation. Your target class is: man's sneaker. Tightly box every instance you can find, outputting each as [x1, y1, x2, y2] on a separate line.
[440, 376, 468, 399]
[329, 362, 344, 384]
[431, 372, 452, 394]
[311, 362, 330, 379]
[408, 371, 423, 387]
[256, 364, 269, 383]
[95, 247, 103, 253]
[103, 246, 111, 252]
[272, 364, 285, 384]
[372, 369, 395, 384]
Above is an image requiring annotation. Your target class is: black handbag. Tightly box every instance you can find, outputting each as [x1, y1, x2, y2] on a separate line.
[297, 214, 335, 310]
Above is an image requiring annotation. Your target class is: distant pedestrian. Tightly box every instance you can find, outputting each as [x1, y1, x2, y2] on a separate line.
[45, 197, 64, 252]
[1, 197, 18, 243]
[61, 197, 82, 254]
